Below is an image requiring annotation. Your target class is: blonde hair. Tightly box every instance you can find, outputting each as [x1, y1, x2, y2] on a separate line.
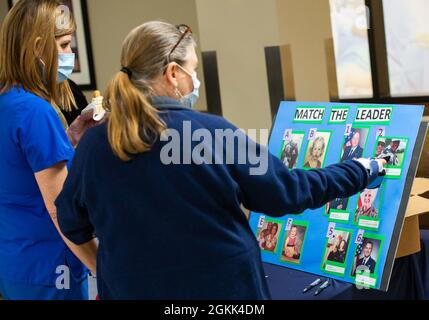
[105, 21, 196, 161]
[0, 0, 72, 127]
[55, 4, 77, 113]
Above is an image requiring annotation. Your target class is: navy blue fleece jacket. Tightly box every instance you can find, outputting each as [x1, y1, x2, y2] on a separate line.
[55, 96, 368, 300]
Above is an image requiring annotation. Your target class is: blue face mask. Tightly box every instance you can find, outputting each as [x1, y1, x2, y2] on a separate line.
[57, 53, 75, 83]
[177, 65, 201, 109]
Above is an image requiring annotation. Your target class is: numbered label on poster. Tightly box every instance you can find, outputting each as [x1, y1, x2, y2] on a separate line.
[344, 124, 352, 136]
[258, 216, 266, 228]
[286, 218, 293, 231]
[376, 127, 386, 138]
[283, 129, 293, 141]
[355, 230, 365, 245]
[308, 128, 318, 141]
[326, 222, 336, 239]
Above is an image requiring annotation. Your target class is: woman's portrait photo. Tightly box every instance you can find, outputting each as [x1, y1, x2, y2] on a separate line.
[303, 131, 332, 169]
[354, 186, 383, 223]
[280, 222, 308, 264]
[322, 229, 351, 269]
[256, 219, 283, 253]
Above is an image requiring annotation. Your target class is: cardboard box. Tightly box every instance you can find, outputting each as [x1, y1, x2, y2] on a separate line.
[396, 178, 429, 258]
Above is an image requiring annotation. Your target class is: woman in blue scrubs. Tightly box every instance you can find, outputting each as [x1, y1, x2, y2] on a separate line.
[56, 21, 385, 300]
[0, 0, 97, 300]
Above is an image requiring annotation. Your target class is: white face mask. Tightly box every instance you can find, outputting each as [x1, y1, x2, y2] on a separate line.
[176, 65, 201, 109]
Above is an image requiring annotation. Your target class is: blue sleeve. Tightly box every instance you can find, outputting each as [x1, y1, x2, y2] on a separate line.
[55, 131, 95, 245]
[18, 99, 74, 173]
[217, 120, 369, 217]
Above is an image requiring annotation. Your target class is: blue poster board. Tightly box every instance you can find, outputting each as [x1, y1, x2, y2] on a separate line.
[249, 102, 424, 291]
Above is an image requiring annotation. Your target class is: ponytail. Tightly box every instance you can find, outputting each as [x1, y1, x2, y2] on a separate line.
[104, 21, 195, 161]
[105, 71, 166, 161]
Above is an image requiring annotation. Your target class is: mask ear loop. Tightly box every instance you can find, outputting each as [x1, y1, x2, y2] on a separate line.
[175, 64, 196, 98]
[175, 87, 183, 98]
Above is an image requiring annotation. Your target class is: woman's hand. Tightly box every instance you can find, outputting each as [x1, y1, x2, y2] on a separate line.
[66, 111, 99, 147]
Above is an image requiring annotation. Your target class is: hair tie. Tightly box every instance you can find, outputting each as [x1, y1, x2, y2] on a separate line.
[120, 67, 133, 78]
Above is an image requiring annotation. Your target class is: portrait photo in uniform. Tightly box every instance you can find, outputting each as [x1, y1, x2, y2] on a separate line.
[375, 140, 386, 158]
[280, 222, 308, 264]
[340, 127, 369, 162]
[375, 137, 408, 167]
[279, 131, 304, 169]
[256, 218, 283, 253]
[351, 236, 382, 277]
[303, 131, 332, 169]
[354, 185, 383, 223]
[325, 197, 350, 215]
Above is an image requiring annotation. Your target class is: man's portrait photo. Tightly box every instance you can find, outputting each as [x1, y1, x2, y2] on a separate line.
[375, 137, 408, 167]
[352, 237, 382, 277]
[326, 198, 350, 214]
[340, 127, 369, 162]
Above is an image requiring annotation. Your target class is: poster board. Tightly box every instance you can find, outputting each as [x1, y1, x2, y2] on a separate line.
[249, 102, 425, 291]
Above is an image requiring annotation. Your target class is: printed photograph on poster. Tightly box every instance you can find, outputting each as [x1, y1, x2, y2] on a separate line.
[303, 131, 332, 169]
[340, 126, 369, 162]
[375, 140, 387, 157]
[256, 218, 283, 254]
[374, 137, 409, 178]
[8, 0, 97, 89]
[351, 235, 383, 277]
[279, 131, 305, 169]
[321, 228, 352, 277]
[326, 198, 349, 214]
[354, 184, 384, 230]
[280, 221, 308, 264]
[325, 198, 351, 223]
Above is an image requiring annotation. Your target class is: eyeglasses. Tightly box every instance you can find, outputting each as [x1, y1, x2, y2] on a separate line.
[165, 24, 193, 67]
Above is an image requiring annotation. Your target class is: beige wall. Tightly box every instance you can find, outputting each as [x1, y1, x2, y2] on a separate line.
[196, 0, 280, 135]
[0, 0, 334, 131]
[85, 0, 207, 110]
[0, 0, 207, 110]
[195, 0, 334, 133]
[277, 0, 333, 102]
[0, 1, 8, 22]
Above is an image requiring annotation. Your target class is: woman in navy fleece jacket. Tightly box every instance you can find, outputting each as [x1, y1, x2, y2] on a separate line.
[55, 21, 384, 300]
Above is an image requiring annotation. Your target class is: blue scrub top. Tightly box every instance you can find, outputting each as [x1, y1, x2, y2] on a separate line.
[0, 87, 87, 286]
